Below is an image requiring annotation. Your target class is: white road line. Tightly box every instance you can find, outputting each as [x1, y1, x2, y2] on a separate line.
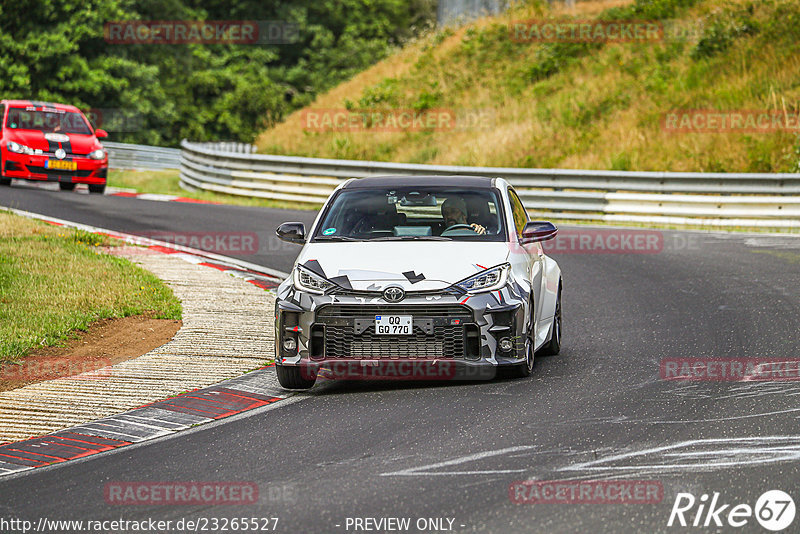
[646, 407, 800, 424]
[380, 445, 535, 477]
[560, 435, 800, 473]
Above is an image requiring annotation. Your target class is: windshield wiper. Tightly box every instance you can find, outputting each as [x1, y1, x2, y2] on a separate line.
[314, 235, 361, 241]
[369, 236, 452, 241]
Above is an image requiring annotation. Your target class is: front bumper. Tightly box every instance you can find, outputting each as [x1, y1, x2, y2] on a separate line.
[2, 152, 108, 184]
[274, 279, 530, 381]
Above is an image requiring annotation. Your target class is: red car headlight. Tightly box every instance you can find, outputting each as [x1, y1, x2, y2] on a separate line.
[7, 141, 34, 155]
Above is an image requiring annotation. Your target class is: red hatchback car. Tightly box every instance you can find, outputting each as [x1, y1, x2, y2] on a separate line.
[0, 100, 108, 193]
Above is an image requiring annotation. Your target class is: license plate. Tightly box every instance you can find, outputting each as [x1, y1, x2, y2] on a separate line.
[375, 315, 412, 335]
[45, 159, 77, 171]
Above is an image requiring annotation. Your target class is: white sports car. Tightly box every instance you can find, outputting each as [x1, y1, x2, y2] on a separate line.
[274, 176, 562, 389]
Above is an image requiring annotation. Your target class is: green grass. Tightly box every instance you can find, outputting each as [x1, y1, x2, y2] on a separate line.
[0, 211, 182, 363]
[108, 169, 320, 211]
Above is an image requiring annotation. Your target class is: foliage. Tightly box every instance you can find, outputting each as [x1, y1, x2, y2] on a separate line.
[0, 0, 436, 145]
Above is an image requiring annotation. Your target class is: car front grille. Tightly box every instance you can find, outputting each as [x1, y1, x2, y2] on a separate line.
[26, 166, 93, 177]
[323, 324, 465, 359]
[317, 305, 470, 317]
[314, 304, 476, 360]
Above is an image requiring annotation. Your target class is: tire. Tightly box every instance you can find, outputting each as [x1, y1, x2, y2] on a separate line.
[276, 364, 316, 389]
[511, 297, 536, 378]
[59, 182, 76, 191]
[88, 184, 106, 194]
[538, 283, 562, 356]
[0, 177, 10, 187]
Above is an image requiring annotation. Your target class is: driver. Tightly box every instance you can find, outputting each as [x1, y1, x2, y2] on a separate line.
[441, 197, 486, 235]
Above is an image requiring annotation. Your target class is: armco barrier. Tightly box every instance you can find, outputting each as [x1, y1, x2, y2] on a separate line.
[104, 141, 181, 170]
[105, 141, 257, 171]
[176, 139, 800, 228]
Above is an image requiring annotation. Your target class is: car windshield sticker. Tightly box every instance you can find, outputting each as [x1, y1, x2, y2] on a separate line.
[322, 228, 336, 235]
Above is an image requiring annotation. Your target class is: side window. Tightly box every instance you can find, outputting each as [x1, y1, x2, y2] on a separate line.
[0, 105, 5, 132]
[508, 188, 529, 236]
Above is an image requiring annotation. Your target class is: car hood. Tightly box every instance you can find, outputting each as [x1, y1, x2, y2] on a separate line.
[5, 130, 100, 154]
[295, 241, 511, 291]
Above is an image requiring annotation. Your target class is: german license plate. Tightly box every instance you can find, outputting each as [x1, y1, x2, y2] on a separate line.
[45, 159, 77, 171]
[375, 315, 412, 335]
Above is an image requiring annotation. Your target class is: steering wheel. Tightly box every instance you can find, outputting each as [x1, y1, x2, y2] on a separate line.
[444, 223, 473, 231]
[441, 223, 476, 236]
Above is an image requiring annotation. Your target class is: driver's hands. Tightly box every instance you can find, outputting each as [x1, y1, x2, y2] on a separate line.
[470, 223, 486, 235]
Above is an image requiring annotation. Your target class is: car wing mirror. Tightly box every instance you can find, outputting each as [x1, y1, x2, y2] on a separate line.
[95, 128, 108, 139]
[521, 221, 557, 244]
[276, 222, 306, 244]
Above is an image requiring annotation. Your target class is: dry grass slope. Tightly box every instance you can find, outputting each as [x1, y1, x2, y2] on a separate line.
[256, 0, 800, 173]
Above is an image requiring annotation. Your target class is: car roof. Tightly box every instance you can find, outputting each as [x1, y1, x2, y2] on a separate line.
[1, 100, 81, 112]
[342, 175, 497, 189]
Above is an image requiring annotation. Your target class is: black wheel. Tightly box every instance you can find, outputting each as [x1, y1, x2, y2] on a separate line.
[276, 364, 316, 389]
[59, 182, 76, 191]
[88, 184, 106, 194]
[511, 298, 536, 378]
[0, 176, 10, 186]
[538, 283, 562, 356]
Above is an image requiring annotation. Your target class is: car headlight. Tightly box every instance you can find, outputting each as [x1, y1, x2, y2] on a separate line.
[7, 141, 34, 155]
[88, 149, 106, 160]
[293, 265, 336, 294]
[454, 263, 510, 293]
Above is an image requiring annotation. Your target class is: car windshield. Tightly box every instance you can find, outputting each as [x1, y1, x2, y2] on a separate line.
[5, 107, 92, 135]
[313, 187, 506, 241]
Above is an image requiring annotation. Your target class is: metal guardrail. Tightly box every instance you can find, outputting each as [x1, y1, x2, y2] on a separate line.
[104, 141, 181, 170]
[179, 139, 800, 228]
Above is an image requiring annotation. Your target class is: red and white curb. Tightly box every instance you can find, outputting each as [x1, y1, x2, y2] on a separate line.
[8, 180, 220, 205]
[0, 367, 287, 476]
[107, 190, 220, 204]
[0, 208, 293, 477]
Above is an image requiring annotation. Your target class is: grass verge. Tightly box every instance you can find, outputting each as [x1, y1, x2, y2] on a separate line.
[107, 169, 320, 211]
[0, 211, 182, 363]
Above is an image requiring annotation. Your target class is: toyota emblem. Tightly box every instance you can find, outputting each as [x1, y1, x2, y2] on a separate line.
[55, 148, 66, 160]
[383, 286, 405, 303]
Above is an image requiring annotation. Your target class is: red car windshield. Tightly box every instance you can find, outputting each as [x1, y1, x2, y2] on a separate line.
[5, 107, 92, 135]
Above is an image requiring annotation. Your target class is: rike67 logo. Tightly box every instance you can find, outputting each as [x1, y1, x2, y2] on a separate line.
[668, 490, 795, 531]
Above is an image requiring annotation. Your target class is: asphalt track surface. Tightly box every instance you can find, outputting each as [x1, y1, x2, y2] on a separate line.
[2, 183, 800, 533]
